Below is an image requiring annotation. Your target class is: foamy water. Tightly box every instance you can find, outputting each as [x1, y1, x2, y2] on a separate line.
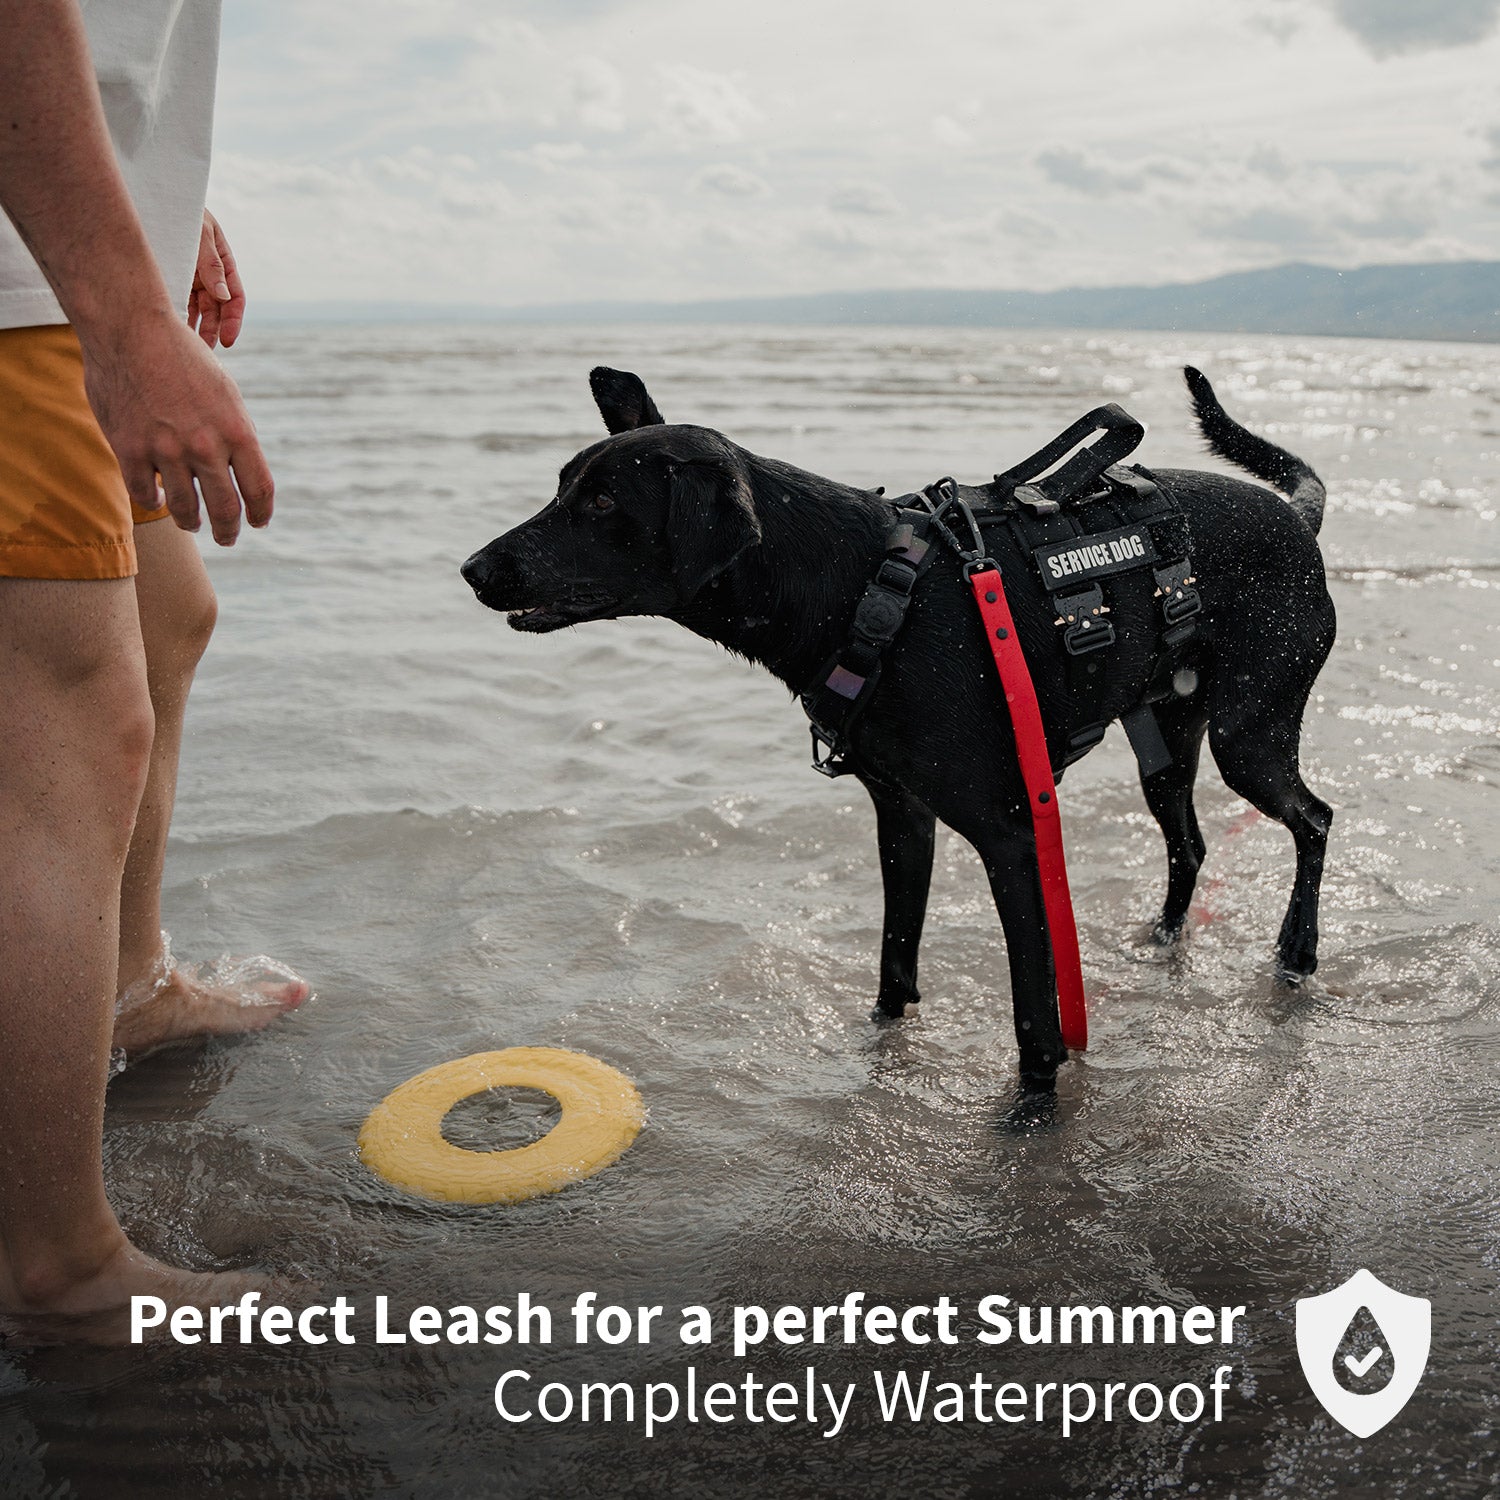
[4, 324, 1498, 1497]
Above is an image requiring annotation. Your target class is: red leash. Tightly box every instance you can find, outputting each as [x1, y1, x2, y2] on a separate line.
[967, 566, 1089, 1052]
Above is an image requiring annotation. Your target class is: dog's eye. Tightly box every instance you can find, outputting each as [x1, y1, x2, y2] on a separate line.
[590, 494, 615, 513]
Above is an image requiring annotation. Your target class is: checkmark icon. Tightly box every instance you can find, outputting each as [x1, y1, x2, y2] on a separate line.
[1345, 1346, 1383, 1377]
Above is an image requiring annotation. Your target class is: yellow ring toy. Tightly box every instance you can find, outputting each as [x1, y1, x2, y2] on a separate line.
[358, 1047, 644, 1205]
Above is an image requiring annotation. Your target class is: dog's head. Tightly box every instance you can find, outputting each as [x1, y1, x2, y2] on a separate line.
[460, 368, 762, 632]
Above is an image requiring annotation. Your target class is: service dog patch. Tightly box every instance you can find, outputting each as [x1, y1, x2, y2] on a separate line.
[1033, 523, 1159, 586]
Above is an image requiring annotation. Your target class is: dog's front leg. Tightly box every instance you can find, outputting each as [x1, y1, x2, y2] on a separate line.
[864, 779, 935, 1021]
[978, 831, 1069, 1089]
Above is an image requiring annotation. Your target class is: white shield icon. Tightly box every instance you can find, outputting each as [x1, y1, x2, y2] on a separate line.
[1296, 1269, 1431, 1437]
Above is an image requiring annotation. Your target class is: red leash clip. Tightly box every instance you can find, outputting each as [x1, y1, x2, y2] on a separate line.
[967, 563, 1089, 1052]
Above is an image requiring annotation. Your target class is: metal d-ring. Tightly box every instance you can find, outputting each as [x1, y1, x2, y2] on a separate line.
[920, 477, 991, 571]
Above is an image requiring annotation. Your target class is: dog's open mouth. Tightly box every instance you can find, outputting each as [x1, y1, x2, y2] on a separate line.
[504, 596, 618, 633]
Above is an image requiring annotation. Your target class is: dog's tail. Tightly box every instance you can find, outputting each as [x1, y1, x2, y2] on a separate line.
[1183, 365, 1327, 537]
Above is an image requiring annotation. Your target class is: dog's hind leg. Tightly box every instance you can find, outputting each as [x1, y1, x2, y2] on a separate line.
[865, 779, 936, 1019]
[977, 830, 1069, 1087]
[1207, 717, 1332, 981]
[1140, 702, 1210, 945]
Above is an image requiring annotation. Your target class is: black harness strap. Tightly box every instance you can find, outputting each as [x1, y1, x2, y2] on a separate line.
[1120, 703, 1173, 778]
[801, 506, 939, 777]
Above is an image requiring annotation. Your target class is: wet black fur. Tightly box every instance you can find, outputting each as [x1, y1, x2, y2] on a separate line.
[461, 366, 1336, 1088]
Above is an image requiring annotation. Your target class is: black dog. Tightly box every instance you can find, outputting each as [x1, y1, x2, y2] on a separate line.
[461, 366, 1334, 1086]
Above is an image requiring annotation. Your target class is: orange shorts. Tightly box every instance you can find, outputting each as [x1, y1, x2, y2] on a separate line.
[0, 324, 169, 581]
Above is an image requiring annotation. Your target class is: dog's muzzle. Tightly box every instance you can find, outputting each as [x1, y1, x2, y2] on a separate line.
[460, 545, 620, 633]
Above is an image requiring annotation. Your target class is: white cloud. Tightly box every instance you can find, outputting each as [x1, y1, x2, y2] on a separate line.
[692, 163, 772, 198]
[437, 179, 516, 219]
[1476, 121, 1500, 204]
[827, 183, 901, 217]
[1483, 122, 1500, 171]
[1037, 147, 1141, 196]
[515, 142, 590, 170]
[1248, 144, 1294, 181]
[570, 55, 626, 133]
[931, 114, 973, 148]
[371, 147, 478, 184]
[656, 64, 761, 146]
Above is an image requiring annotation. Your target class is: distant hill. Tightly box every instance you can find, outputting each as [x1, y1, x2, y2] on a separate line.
[261, 260, 1500, 342]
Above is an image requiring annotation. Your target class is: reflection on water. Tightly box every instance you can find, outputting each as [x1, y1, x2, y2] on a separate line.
[4, 325, 1499, 1498]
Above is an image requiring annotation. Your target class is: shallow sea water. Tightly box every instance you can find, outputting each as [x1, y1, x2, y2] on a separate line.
[2, 324, 1498, 1498]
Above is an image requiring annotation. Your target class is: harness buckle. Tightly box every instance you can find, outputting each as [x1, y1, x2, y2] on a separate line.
[1154, 562, 1202, 625]
[809, 724, 852, 778]
[1054, 583, 1115, 654]
[874, 557, 917, 596]
[851, 588, 906, 645]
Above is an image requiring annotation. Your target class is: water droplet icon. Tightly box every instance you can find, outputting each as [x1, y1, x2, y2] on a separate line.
[1333, 1304, 1396, 1394]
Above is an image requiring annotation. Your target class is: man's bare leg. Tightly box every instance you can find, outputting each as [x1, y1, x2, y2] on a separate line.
[0, 575, 254, 1339]
[113, 520, 308, 1057]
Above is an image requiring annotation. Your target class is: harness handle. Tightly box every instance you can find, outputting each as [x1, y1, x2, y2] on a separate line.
[994, 403, 1146, 512]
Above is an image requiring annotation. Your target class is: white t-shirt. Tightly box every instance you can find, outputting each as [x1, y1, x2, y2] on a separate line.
[0, 0, 222, 331]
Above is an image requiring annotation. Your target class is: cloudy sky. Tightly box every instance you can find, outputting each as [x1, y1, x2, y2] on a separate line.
[209, 0, 1500, 307]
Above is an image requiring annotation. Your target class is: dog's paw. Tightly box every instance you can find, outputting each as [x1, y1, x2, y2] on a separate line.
[1275, 934, 1319, 983]
[998, 1083, 1059, 1132]
[872, 989, 919, 1022]
[1275, 957, 1317, 986]
[1151, 914, 1188, 947]
[1018, 1048, 1065, 1094]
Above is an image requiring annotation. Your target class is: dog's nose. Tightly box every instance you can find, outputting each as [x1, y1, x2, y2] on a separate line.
[460, 551, 489, 590]
[462, 540, 526, 604]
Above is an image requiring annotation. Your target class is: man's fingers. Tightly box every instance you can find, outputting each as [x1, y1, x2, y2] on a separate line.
[197, 289, 223, 349]
[195, 458, 243, 547]
[230, 434, 275, 529]
[213, 221, 247, 348]
[120, 455, 166, 517]
[156, 458, 202, 534]
[218, 297, 245, 349]
[198, 221, 230, 305]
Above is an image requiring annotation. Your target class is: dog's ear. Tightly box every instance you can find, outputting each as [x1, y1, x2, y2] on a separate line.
[667, 456, 761, 600]
[590, 367, 665, 434]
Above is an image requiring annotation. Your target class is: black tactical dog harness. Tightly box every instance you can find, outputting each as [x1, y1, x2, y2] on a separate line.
[801, 402, 1202, 783]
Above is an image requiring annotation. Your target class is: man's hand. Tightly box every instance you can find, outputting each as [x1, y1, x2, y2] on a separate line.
[187, 210, 245, 350]
[0, 1, 273, 545]
[80, 309, 274, 544]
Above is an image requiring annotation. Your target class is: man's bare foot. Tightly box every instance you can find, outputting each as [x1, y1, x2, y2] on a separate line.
[114, 939, 311, 1061]
[0, 1238, 269, 1348]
